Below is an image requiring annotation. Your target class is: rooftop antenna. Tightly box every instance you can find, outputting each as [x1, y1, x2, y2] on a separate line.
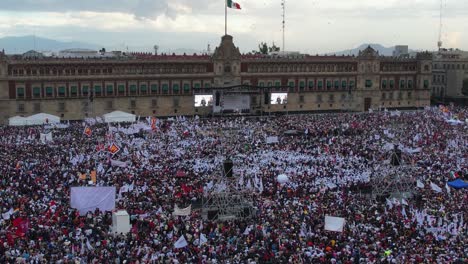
[207, 44, 211, 54]
[281, 0, 286, 55]
[437, 0, 444, 51]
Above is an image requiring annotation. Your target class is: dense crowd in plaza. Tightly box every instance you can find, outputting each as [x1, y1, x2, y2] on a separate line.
[0, 106, 467, 263]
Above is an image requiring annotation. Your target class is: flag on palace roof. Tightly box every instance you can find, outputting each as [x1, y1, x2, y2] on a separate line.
[227, 0, 241, 9]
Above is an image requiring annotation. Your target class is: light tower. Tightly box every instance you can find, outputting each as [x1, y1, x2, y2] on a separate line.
[437, 0, 444, 51]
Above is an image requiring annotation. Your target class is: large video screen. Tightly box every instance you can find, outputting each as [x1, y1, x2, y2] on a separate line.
[271, 93, 288, 105]
[194, 95, 213, 107]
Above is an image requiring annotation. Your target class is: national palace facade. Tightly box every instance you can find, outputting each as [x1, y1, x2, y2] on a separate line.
[0, 35, 432, 123]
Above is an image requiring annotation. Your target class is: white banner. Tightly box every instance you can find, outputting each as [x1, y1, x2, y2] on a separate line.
[266, 136, 279, 144]
[40, 132, 53, 144]
[173, 205, 192, 216]
[70, 187, 116, 215]
[111, 159, 127, 168]
[324, 216, 346, 232]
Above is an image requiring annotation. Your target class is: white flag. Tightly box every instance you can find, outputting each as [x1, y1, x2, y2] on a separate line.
[173, 205, 192, 216]
[445, 183, 451, 194]
[174, 235, 188, 249]
[430, 182, 442, 193]
[199, 233, 208, 246]
[416, 180, 424, 189]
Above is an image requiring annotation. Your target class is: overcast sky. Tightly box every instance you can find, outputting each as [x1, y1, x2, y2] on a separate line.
[0, 0, 466, 53]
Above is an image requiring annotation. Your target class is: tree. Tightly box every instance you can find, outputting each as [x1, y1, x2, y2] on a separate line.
[251, 42, 280, 55]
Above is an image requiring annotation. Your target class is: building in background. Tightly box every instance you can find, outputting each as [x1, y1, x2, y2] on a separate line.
[0, 35, 432, 124]
[432, 49, 468, 104]
[393, 45, 409, 58]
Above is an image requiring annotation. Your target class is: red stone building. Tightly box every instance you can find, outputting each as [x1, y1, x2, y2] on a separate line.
[0, 35, 432, 123]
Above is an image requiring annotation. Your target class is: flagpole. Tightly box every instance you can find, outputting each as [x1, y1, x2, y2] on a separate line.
[225, 0, 227, 35]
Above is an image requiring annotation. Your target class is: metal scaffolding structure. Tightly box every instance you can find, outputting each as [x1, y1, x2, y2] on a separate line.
[370, 115, 416, 200]
[201, 126, 255, 221]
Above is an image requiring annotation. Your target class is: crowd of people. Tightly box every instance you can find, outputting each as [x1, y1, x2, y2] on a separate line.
[0, 106, 466, 263]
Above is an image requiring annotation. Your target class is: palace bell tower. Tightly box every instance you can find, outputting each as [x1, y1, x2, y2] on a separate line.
[212, 35, 242, 87]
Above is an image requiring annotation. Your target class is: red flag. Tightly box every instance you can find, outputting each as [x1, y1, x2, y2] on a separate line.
[151, 117, 157, 131]
[107, 143, 120, 155]
[96, 142, 105, 152]
[83, 127, 92, 137]
[12, 217, 29, 236]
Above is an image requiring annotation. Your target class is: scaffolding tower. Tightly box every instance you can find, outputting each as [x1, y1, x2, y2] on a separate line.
[201, 126, 255, 221]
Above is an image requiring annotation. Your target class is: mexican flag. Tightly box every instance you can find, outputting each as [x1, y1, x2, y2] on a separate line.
[227, 0, 241, 9]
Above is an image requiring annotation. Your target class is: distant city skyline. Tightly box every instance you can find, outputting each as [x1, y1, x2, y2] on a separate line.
[0, 0, 466, 54]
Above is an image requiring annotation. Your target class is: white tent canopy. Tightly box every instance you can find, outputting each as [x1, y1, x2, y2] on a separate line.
[103, 111, 136, 123]
[8, 113, 60, 126]
[26, 113, 61, 125]
[8, 116, 27, 126]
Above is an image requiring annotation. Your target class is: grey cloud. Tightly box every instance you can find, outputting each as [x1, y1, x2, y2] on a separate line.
[1, 0, 172, 19]
[1, 0, 223, 19]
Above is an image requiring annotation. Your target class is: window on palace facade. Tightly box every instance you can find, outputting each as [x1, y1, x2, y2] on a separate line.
[334, 81, 340, 90]
[173, 98, 180, 108]
[162, 84, 169, 94]
[70, 86, 77, 96]
[267, 82, 272, 87]
[33, 87, 41, 98]
[398, 92, 403, 100]
[389, 92, 394, 100]
[173, 84, 180, 94]
[318, 81, 323, 90]
[299, 95, 305, 103]
[382, 80, 387, 89]
[316, 94, 322, 103]
[341, 81, 347, 89]
[140, 84, 148, 94]
[389, 80, 394, 89]
[423, 80, 429, 89]
[58, 86, 66, 96]
[275, 81, 281, 87]
[118, 85, 125, 94]
[308, 81, 314, 89]
[329, 94, 334, 102]
[82, 86, 89, 96]
[408, 80, 413, 89]
[349, 81, 354, 89]
[326, 81, 332, 90]
[106, 85, 114, 95]
[46, 87, 53, 97]
[106, 101, 113, 109]
[151, 84, 158, 93]
[130, 100, 136, 108]
[204, 82, 211, 88]
[130, 85, 137, 95]
[299, 81, 305, 91]
[382, 92, 386, 100]
[94, 85, 102, 96]
[259, 82, 265, 87]
[400, 80, 406, 89]
[17, 87, 25, 98]
[183, 84, 190, 94]
[365, 80, 372, 88]
[33, 103, 41, 112]
[341, 93, 346, 101]
[17, 103, 25, 112]
[58, 102, 66, 112]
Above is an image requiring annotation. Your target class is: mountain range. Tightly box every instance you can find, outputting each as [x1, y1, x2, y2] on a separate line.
[0, 35, 418, 56]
